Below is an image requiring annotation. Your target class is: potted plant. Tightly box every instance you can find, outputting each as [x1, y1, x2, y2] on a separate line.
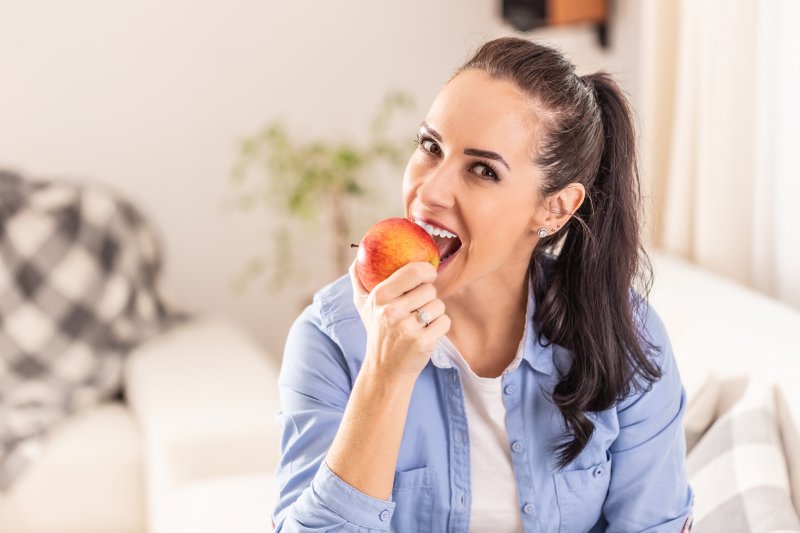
[226, 91, 415, 293]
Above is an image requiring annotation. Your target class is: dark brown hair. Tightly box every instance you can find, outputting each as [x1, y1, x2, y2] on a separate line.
[456, 37, 661, 468]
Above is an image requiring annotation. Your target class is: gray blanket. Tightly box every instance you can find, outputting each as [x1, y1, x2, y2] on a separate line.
[0, 171, 183, 491]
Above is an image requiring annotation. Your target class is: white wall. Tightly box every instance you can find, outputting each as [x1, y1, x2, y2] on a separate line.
[0, 0, 642, 362]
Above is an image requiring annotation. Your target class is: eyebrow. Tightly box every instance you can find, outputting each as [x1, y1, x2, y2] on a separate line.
[420, 122, 511, 171]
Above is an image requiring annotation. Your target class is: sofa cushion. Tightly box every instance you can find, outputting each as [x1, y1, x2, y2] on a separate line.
[683, 374, 721, 453]
[124, 314, 281, 533]
[687, 378, 800, 531]
[159, 473, 276, 533]
[0, 403, 145, 533]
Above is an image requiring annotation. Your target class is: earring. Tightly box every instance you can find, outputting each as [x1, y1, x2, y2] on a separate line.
[537, 228, 548, 238]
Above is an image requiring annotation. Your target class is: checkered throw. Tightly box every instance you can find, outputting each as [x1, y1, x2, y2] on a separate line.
[0, 171, 183, 492]
[687, 379, 800, 532]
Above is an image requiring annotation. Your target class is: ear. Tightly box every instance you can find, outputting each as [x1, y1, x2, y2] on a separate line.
[529, 183, 586, 235]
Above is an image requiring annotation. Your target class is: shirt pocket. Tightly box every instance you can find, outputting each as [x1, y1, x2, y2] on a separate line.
[390, 466, 434, 533]
[553, 456, 611, 533]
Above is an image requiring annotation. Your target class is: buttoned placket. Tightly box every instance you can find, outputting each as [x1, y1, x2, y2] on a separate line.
[502, 369, 543, 533]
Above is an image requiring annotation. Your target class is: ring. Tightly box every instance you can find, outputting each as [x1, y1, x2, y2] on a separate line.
[415, 308, 432, 327]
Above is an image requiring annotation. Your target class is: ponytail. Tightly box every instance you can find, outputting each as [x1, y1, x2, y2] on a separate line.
[459, 38, 662, 469]
[535, 73, 661, 468]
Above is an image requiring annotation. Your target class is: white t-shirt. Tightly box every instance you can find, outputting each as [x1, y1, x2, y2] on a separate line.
[439, 335, 525, 533]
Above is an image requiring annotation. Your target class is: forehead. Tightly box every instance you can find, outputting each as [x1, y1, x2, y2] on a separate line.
[425, 70, 539, 159]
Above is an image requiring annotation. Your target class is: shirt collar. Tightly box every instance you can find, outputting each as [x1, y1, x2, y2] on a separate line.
[430, 275, 555, 376]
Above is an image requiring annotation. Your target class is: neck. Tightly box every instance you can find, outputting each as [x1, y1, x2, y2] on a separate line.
[443, 266, 530, 377]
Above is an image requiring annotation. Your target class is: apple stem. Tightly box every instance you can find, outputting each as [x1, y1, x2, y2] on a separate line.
[350, 243, 359, 248]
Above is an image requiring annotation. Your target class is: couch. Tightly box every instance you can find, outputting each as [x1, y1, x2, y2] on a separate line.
[0, 248, 797, 532]
[0, 314, 281, 533]
[649, 253, 800, 529]
[0, 172, 281, 533]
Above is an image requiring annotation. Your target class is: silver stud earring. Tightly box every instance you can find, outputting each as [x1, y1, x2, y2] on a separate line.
[537, 228, 548, 238]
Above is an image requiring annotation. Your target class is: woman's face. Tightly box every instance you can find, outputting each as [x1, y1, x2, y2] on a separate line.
[403, 69, 548, 298]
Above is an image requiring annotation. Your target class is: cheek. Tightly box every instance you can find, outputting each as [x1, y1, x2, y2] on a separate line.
[401, 174, 413, 211]
[401, 158, 421, 205]
[468, 202, 532, 251]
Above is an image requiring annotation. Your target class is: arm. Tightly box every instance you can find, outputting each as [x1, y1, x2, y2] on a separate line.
[602, 305, 694, 532]
[275, 262, 446, 532]
[273, 305, 415, 532]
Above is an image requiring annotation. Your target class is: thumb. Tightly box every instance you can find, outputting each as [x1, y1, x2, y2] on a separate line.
[349, 259, 369, 305]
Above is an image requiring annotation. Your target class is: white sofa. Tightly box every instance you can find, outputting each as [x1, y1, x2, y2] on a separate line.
[0, 315, 281, 533]
[649, 251, 800, 520]
[0, 251, 797, 532]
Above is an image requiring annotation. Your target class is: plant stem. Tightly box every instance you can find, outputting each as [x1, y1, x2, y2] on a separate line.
[331, 188, 350, 275]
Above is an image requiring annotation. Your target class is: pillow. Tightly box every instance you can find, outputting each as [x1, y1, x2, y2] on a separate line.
[687, 377, 800, 532]
[683, 374, 722, 453]
[0, 171, 183, 492]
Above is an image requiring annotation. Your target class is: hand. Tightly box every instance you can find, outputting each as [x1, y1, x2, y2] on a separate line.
[349, 260, 451, 383]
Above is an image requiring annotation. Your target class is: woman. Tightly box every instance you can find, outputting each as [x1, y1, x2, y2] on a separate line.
[273, 37, 694, 532]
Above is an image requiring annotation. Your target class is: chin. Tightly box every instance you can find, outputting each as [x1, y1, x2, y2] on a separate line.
[433, 266, 460, 300]
[434, 279, 451, 299]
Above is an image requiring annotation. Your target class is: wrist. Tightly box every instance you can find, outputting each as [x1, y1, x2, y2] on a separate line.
[357, 360, 419, 396]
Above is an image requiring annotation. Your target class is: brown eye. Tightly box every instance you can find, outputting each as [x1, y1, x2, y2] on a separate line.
[473, 163, 498, 181]
[421, 138, 442, 155]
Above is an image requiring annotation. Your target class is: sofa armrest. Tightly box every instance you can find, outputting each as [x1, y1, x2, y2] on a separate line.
[123, 315, 280, 533]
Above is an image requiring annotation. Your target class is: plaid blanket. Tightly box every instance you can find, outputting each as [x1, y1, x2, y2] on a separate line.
[0, 171, 183, 492]
[687, 378, 800, 532]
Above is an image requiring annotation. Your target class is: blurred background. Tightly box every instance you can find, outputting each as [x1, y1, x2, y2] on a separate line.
[1, 1, 798, 532]
[0, 0, 645, 361]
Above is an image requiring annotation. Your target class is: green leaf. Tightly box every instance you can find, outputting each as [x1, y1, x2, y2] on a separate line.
[226, 90, 416, 293]
[344, 180, 365, 195]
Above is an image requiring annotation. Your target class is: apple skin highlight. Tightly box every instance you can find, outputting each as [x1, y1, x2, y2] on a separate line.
[355, 218, 440, 292]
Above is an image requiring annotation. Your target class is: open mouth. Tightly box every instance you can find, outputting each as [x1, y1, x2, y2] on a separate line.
[414, 217, 463, 267]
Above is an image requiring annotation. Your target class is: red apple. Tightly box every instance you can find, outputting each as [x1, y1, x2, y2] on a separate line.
[356, 218, 440, 292]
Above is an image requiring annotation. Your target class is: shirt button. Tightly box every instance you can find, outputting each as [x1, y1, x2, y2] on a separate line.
[458, 493, 466, 507]
[511, 441, 524, 453]
[523, 503, 535, 514]
[594, 466, 604, 477]
[379, 509, 390, 522]
[504, 384, 516, 395]
[451, 372, 458, 384]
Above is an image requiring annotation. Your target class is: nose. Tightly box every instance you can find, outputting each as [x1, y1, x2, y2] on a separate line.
[416, 164, 456, 210]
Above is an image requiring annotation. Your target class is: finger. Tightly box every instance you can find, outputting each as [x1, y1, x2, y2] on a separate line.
[372, 262, 437, 303]
[349, 260, 369, 302]
[404, 298, 445, 329]
[392, 283, 437, 315]
[420, 312, 451, 340]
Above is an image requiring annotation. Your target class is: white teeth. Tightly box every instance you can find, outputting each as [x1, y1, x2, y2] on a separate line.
[414, 218, 457, 239]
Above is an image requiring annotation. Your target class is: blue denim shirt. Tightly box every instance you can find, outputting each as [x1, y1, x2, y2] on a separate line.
[273, 273, 694, 532]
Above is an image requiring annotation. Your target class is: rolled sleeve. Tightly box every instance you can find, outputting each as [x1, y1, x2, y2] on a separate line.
[602, 304, 694, 532]
[311, 461, 396, 528]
